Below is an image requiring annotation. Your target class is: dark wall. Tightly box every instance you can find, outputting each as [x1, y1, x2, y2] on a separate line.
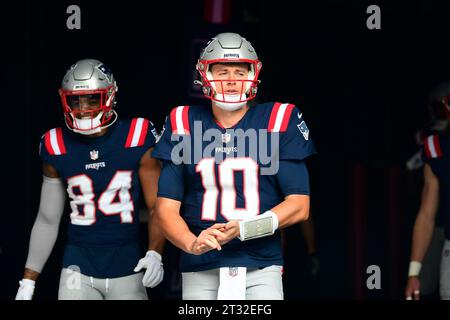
[1, 0, 449, 300]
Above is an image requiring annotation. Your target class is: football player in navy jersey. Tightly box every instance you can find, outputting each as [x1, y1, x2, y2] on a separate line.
[15, 59, 165, 300]
[405, 83, 450, 300]
[153, 33, 316, 300]
[404, 83, 449, 298]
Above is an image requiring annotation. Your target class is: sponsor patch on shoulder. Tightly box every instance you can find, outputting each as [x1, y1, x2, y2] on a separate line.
[297, 121, 309, 140]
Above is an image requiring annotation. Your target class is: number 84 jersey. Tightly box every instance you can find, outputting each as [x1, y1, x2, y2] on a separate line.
[39, 118, 157, 278]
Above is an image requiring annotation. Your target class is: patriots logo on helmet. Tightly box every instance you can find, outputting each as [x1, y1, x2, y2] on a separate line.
[98, 64, 113, 82]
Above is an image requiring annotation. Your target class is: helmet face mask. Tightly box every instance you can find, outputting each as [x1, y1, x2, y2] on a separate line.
[59, 59, 118, 135]
[196, 33, 262, 111]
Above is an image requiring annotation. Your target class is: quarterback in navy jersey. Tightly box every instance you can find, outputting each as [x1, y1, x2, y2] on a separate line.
[405, 83, 450, 300]
[15, 59, 165, 300]
[153, 33, 316, 300]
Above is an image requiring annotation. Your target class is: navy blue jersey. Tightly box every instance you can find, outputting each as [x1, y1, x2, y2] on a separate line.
[153, 102, 316, 272]
[422, 133, 450, 240]
[39, 118, 158, 278]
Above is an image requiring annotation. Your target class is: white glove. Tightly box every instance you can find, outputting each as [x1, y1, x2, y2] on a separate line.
[15, 279, 35, 300]
[134, 250, 164, 288]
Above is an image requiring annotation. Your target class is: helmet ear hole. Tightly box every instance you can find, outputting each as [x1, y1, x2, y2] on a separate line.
[202, 86, 211, 96]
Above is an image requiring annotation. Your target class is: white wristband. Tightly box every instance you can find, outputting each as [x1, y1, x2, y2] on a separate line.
[238, 211, 279, 241]
[19, 279, 36, 288]
[408, 261, 422, 277]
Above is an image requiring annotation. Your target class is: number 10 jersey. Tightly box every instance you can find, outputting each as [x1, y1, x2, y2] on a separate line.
[153, 103, 316, 272]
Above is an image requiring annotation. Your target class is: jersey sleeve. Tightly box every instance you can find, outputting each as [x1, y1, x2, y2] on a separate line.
[39, 128, 67, 166]
[39, 134, 51, 164]
[421, 134, 443, 163]
[276, 160, 310, 196]
[124, 118, 157, 150]
[152, 106, 191, 162]
[157, 160, 185, 201]
[145, 120, 158, 149]
[277, 105, 317, 160]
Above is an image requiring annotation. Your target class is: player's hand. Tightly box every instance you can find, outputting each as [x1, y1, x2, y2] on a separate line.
[213, 220, 240, 245]
[15, 279, 35, 300]
[134, 250, 164, 288]
[190, 227, 227, 255]
[405, 276, 421, 300]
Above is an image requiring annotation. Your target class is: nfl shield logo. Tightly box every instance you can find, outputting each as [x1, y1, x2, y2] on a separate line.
[90, 150, 99, 160]
[222, 133, 231, 144]
[229, 267, 238, 277]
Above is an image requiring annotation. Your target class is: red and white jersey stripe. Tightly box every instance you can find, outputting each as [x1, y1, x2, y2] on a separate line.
[268, 102, 295, 133]
[44, 128, 67, 155]
[424, 135, 443, 159]
[125, 118, 150, 148]
[170, 106, 190, 135]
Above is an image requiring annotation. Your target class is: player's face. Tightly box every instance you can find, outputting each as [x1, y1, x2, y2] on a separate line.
[67, 94, 101, 119]
[210, 63, 249, 95]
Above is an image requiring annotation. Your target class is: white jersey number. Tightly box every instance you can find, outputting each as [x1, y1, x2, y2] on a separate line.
[67, 171, 134, 225]
[196, 158, 259, 221]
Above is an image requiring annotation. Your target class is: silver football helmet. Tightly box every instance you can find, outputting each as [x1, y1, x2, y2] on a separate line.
[196, 33, 262, 111]
[59, 59, 118, 135]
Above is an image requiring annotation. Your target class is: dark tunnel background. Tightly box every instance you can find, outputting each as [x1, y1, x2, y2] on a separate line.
[1, 0, 450, 300]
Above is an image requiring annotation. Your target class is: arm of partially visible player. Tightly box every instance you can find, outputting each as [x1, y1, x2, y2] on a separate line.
[405, 163, 440, 300]
[16, 163, 66, 299]
[216, 160, 310, 243]
[155, 161, 226, 255]
[300, 215, 317, 255]
[138, 148, 165, 254]
[134, 148, 167, 288]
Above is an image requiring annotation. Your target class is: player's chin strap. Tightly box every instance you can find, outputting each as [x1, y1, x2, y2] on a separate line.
[238, 211, 279, 241]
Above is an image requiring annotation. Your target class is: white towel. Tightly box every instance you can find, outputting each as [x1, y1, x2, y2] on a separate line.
[217, 267, 247, 300]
